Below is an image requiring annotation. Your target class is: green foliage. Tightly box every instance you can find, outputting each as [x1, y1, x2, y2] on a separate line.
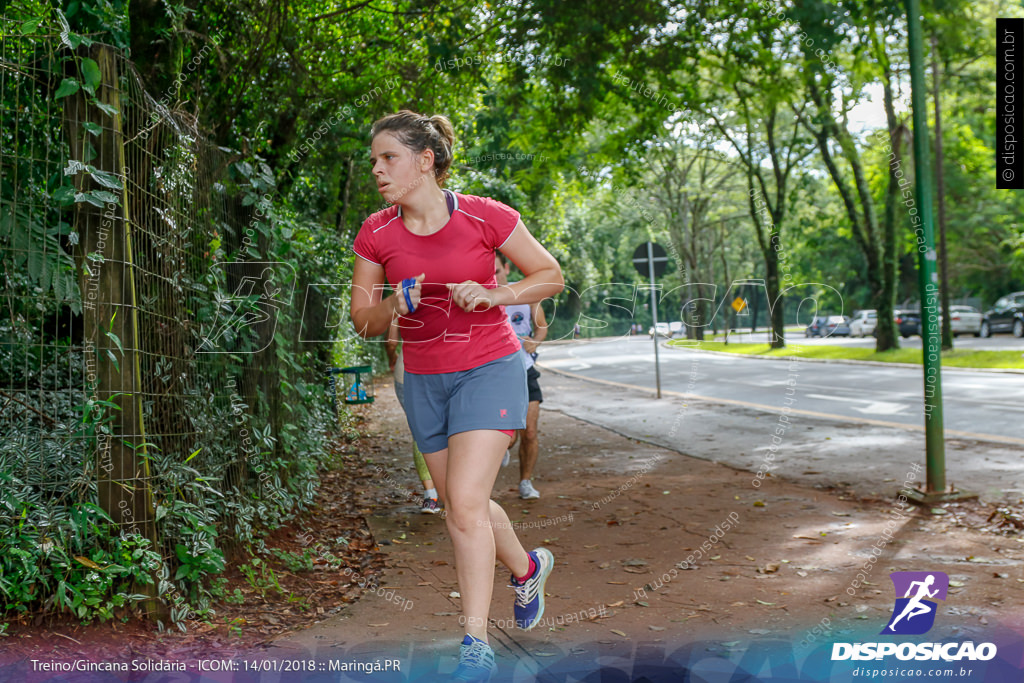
[271, 547, 316, 573]
[1, 7, 344, 632]
[0, 503, 160, 624]
[238, 558, 282, 598]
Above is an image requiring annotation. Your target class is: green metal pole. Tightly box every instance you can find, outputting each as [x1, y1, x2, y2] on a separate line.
[906, 0, 946, 493]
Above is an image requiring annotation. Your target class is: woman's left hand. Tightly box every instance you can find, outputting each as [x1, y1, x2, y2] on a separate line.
[447, 280, 497, 312]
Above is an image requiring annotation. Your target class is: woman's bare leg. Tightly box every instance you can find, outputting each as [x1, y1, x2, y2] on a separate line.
[421, 430, 531, 641]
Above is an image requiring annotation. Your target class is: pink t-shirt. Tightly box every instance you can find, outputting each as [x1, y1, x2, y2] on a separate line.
[353, 192, 523, 374]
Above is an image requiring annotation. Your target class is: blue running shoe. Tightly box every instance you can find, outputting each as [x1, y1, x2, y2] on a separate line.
[451, 635, 495, 682]
[511, 547, 554, 630]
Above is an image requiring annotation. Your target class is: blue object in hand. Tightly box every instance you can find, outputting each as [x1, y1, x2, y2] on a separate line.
[401, 277, 417, 313]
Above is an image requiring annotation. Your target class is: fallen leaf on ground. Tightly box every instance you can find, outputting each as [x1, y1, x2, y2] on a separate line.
[610, 629, 628, 638]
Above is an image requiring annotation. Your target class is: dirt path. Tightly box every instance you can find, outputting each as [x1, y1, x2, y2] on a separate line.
[263, 378, 1024, 679]
[2, 376, 1020, 681]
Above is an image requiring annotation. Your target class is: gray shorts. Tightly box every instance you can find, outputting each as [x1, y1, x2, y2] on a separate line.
[403, 351, 528, 453]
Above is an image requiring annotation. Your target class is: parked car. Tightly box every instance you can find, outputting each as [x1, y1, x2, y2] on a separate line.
[875, 309, 921, 339]
[804, 316, 828, 337]
[946, 305, 983, 337]
[649, 321, 685, 338]
[825, 315, 851, 337]
[848, 309, 878, 337]
[981, 292, 1024, 338]
[894, 309, 921, 338]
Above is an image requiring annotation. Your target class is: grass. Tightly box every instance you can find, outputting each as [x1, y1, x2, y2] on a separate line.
[666, 339, 1024, 369]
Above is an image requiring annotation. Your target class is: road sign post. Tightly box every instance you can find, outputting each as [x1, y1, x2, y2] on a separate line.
[632, 242, 669, 399]
[905, 0, 973, 504]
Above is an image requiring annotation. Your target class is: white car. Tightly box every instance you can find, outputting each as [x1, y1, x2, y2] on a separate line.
[946, 305, 983, 337]
[848, 309, 877, 337]
[648, 321, 685, 338]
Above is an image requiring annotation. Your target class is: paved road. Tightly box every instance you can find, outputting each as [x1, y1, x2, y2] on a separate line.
[540, 336, 1023, 443]
[534, 338, 1024, 500]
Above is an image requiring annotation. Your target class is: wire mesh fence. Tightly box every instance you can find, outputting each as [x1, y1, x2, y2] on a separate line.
[1, 7, 335, 627]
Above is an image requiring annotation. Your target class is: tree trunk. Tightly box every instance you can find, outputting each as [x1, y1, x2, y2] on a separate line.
[805, 79, 896, 351]
[765, 235, 784, 349]
[878, 63, 904, 354]
[64, 44, 164, 619]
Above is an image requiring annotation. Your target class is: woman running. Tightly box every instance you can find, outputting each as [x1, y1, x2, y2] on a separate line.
[349, 110, 564, 681]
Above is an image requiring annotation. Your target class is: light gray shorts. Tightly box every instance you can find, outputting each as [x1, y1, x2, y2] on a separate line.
[403, 351, 527, 453]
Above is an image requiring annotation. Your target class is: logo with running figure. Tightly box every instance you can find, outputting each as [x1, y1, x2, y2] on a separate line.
[882, 571, 948, 635]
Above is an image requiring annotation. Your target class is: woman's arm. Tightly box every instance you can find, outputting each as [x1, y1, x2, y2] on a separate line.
[495, 220, 563, 306]
[350, 257, 423, 339]
[522, 301, 549, 354]
[447, 220, 563, 312]
[385, 319, 400, 370]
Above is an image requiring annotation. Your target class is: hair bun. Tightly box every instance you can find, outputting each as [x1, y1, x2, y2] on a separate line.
[428, 115, 455, 148]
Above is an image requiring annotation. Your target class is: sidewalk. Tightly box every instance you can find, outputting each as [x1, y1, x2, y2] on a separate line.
[260, 376, 1024, 680]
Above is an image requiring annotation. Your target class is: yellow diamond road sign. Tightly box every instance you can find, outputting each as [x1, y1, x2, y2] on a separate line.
[731, 297, 747, 313]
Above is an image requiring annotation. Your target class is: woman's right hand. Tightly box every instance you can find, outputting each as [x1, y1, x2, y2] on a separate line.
[395, 272, 426, 315]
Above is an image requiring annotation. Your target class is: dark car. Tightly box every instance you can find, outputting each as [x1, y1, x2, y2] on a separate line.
[804, 316, 828, 337]
[894, 309, 921, 338]
[873, 309, 921, 338]
[981, 292, 1024, 338]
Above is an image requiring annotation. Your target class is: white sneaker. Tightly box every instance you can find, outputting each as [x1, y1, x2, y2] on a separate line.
[501, 450, 511, 467]
[518, 479, 540, 499]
